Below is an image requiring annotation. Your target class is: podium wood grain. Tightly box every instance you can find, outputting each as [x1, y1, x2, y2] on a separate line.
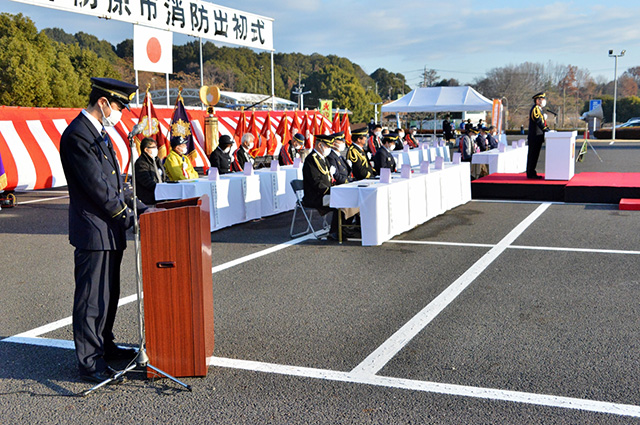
[140, 196, 214, 377]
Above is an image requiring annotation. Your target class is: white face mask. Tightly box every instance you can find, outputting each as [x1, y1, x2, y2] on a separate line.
[336, 143, 345, 152]
[175, 144, 187, 155]
[321, 145, 331, 157]
[101, 101, 122, 127]
[387, 143, 395, 151]
[398, 132, 405, 139]
[541, 99, 547, 107]
[374, 131, 382, 138]
[224, 146, 231, 154]
[147, 147, 158, 158]
[246, 142, 254, 150]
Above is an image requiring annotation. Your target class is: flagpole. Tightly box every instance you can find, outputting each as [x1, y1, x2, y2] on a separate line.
[166, 73, 170, 108]
[199, 37, 204, 91]
[135, 70, 140, 106]
[270, 50, 275, 110]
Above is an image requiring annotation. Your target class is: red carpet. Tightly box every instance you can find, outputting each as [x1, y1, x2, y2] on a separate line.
[472, 172, 640, 203]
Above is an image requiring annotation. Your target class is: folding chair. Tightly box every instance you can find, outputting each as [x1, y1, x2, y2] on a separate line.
[289, 179, 328, 238]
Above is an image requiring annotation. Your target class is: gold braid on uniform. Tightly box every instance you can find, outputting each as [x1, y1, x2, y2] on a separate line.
[312, 153, 331, 176]
[532, 105, 542, 120]
[348, 146, 366, 165]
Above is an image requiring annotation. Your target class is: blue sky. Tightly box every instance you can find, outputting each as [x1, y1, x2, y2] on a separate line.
[1, 0, 638, 87]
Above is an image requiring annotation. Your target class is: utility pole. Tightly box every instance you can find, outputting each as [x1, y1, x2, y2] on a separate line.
[291, 70, 311, 109]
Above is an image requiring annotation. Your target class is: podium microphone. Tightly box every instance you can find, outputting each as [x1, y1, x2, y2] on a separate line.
[128, 123, 145, 139]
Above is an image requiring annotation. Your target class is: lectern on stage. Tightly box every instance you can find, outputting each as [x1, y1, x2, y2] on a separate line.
[140, 195, 214, 377]
[545, 131, 577, 181]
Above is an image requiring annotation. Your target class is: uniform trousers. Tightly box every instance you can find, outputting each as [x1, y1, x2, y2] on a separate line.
[526, 135, 544, 177]
[73, 248, 123, 373]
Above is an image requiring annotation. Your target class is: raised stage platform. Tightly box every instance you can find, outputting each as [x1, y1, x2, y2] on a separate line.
[471, 172, 640, 204]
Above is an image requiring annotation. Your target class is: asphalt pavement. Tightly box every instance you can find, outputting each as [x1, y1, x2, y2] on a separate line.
[2, 141, 640, 424]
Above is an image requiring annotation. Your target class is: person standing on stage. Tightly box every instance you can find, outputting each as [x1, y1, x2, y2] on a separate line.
[346, 128, 375, 181]
[208, 134, 234, 174]
[59, 77, 142, 383]
[526, 92, 550, 179]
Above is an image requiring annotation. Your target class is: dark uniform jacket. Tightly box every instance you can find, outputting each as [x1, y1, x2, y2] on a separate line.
[209, 146, 232, 174]
[528, 105, 549, 140]
[373, 146, 397, 175]
[232, 146, 254, 172]
[347, 144, 375, 181]
[134, 151, 165, 205]
[59, 112, 136, 251]
[475, 133, 488, 152]
[487, 134, 499, 149]
[326, 149, 351, 185]
[302, 150, 332, 209]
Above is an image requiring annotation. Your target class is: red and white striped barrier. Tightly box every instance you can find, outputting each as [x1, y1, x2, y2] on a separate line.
[0, 106, 330, 191]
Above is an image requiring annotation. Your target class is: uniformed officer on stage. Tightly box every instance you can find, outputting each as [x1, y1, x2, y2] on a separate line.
[59, 77, 143, 383]
[346, 128, 375, 181]
[373, 133, 398, 175]
[326, 131, 351, 185]
[208, 134, 234, 174]
[527, 92, 550, 179]
[302, 134, 339, 238]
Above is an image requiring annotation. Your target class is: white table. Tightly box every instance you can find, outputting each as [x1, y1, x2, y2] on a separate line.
[155, 174, 261, 231]
[254, 169, 289, 216]
[471, 146, 528, 175]
[330, 162, 471, 246]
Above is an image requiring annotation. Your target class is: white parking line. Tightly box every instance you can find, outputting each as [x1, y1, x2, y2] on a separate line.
[1, 232, 324, 341]
[207, 356, 640, 418]
[17, 195, 69, 204]
[350, 203, 552, 376]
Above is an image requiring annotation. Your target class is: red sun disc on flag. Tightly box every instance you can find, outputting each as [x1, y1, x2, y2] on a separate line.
[146, 37, 162, 64]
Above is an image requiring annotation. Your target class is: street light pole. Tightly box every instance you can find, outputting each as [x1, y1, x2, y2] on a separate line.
[609, 49, 625, 141]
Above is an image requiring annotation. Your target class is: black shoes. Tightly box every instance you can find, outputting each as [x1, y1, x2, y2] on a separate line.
[80, 366, 124, 384]
[527, 174, 543, 180]
[104, 346, 138, 362]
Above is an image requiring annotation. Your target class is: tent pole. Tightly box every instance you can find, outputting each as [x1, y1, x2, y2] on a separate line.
[433, 113, 437, 140]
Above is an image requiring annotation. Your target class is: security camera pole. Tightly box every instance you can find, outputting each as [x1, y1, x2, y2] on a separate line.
[608, 49, 626, 142]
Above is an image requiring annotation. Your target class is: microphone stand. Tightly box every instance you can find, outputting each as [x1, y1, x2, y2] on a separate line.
[81, 129, 192, 396]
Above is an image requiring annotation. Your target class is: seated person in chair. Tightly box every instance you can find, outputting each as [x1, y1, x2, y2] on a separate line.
[279, 133, 305, 166]
[347, 128, 376, 181]
[326, 132, 351, 185]
[134, 137, 166, 205]
[232, 133, 255, 172]
[208, 134, 234, 174]
[302, 134, 339, 239]
[164, 137, 199, 181]
[373, 133, 398, 175]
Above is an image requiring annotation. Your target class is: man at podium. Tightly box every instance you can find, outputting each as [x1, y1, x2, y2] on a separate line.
[527, 92, 550, 179]
[59, 77, 143, 383]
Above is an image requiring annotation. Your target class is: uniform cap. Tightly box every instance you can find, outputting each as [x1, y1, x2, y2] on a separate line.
[293, 133, 306, 143]
[351, 128, 368, 138]
[314, 134, 335, 147]
[532, 92, 546, 100]
[91, 77, 138, 109]
[382, 133, 399, 143]
[219, 135, 233, 145]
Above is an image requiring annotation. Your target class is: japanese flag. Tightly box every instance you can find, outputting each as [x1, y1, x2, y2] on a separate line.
[133, 25, 173, 74]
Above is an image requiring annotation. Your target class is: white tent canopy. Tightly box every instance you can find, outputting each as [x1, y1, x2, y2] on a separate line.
[381, 86, 493, 113]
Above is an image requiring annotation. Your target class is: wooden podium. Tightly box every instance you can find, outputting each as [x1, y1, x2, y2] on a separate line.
[139, 195, 214, 377]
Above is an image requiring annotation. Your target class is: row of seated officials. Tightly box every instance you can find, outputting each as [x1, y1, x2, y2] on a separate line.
[135, 127, 408, 240]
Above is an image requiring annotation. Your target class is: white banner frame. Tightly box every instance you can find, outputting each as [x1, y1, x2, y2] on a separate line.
[8, 0, 274, 51]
